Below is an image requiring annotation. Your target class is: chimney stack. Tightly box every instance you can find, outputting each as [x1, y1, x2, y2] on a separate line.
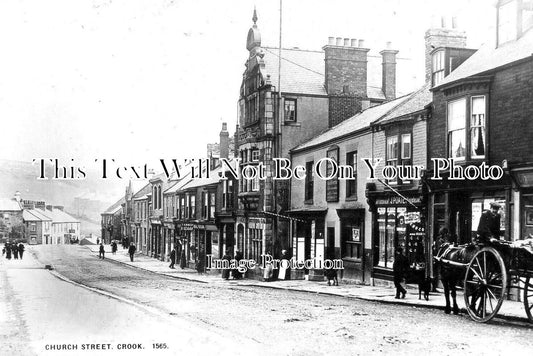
[424, 16, 467, 83]
[380, 42, 399, 101]
[323, 36, 370, 127]
[220, 122, 229, 160]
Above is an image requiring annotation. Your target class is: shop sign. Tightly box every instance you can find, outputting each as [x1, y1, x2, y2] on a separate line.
[375, 195, 421, 206]
[179, 223, 194, 231]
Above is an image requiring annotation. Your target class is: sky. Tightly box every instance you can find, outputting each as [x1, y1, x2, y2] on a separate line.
[0, 0, 495, 172]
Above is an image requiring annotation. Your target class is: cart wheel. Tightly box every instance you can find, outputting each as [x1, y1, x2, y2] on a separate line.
[524, 276, 533, 323]
[463, 247, 507, 323]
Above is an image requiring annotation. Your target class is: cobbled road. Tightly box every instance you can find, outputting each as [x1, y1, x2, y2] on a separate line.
[28, 245, 533, 355]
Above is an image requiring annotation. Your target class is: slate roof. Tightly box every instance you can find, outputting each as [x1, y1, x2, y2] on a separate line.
[40, 208, 80, 223]
[102, 197, 125, 215]
[180, 167, 223, 190]
[292, 94, 412, 153]
[435, 28, 533, 88]
[375, 82, 432, 125]
[132, 183, 151, 199]
[261, 47, 387, 100]
[0, 198, 22, 211]
[23, 209, 52, 221]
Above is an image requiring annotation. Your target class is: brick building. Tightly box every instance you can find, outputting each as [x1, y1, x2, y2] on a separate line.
[426, 0, 533, 246]
[236, 9, 401, 272]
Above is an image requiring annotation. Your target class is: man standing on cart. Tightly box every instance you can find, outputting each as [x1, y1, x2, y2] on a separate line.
[476, 202, 501, 244]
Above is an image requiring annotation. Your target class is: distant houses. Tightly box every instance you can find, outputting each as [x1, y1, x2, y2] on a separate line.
[0, 192, 81, 245]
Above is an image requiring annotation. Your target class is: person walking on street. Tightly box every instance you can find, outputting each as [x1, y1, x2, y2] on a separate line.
[13, 244, 19, 259]
[5, 243, 12, 260]
[99, 243, 105, 259]
[128, 243, 136, 262]
[393, 247, 409, 299]
[18, 243, 25, 259]
[111, 241, 117, 255]
[169, 247, 176, 269]
[179, 247, 186, 269]
[221, 249, 231, 280]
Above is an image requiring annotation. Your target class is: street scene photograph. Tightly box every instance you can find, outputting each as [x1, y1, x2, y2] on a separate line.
[1, 0, 533, 355]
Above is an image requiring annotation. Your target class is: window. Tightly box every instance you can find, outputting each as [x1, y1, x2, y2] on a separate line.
[305, 161, 314, 201]
[251, 149, 260, 162]
[202, 192, 208, 219]
[498, 0, 517, 45]
[250, 228, 263, 263]
[326, 147, 339, 202]
[245, 94, 259, 125]
[284, 98, 296, 122]
[346, 151, 357, 199]
[386, 136, 399, 183]
[447, 96, 487, 161]
[30, 223, 36, 232]
[190, 195, 196, 219]
[343, 222, 361, 259]
[432, 50, 445, 86]
[251, 175, 259, 192]
[209, 193, 216, 219]
[470, 96, 486, 159]
[223, 180, 234, 209]
[447, 98, 467, 160]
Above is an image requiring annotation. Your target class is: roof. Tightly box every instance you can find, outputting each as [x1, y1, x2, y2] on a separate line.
[180, 167, 223, 190]
[375, 83, 432, 125]
[102, 197, 125, 215]
[23, 209, 52, 221]
[436, 29, 533, 88]
[261, 47, 387, 99]
[0, 198, 22, 211]
[292, 94, 412, 152]
[132, 183, 151, 199]
[40, 208, 80, 223]
[164, 171, 193, 194]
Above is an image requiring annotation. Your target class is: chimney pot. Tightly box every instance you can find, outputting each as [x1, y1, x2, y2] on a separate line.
[328, 36, 335, 45]
[452, 16, 458, 29]
[336, 37, 342, 46]
[350, 39, 357, 47]
[343, 38, 350, 46]
[358, 39, 365, 47]
[386, 41, 392, 49]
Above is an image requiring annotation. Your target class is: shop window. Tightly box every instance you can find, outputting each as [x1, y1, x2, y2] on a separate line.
[346, 151, 357, 199]
[376, 207, 424, 269]
[284, 98, 297, 122]
[305, 161, 314, 202]
[432, 50, 445, 86]
[342, 222, 361, 259]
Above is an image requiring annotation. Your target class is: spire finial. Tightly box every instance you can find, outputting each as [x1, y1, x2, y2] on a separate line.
[252, 7, 258, 25]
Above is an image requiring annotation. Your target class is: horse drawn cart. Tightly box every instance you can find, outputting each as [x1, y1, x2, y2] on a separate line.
[434, 240, 533, 323]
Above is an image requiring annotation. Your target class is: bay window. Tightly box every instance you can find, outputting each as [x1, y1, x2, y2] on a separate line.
[447, 95, 486, 161]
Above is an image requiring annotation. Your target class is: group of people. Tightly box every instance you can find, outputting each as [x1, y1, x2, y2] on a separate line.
[221, 249, 244, 280]
[2, 242, 25, 260]
[168, 241, 187, 270]
[98, 240, 137, 262]
[393, 201, 503, 299]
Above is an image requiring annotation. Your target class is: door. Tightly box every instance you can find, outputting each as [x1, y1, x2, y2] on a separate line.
[327, 227, 335, 260]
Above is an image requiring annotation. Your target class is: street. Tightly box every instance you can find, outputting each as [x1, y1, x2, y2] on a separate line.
[1, 245, 532, 356]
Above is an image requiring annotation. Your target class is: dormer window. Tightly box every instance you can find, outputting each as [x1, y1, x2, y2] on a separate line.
[498, 0, 518, 45]
[432, 50, 445, 86]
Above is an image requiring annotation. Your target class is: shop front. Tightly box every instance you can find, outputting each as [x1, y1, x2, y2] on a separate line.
[287, 208, 327, 281]
[367, 191, 426, 282]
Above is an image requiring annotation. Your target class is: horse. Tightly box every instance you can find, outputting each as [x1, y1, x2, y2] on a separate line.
[434, 243, 479, 315]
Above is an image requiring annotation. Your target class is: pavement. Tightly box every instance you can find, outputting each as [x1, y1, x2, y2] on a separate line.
[83, 244, 531, 324]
